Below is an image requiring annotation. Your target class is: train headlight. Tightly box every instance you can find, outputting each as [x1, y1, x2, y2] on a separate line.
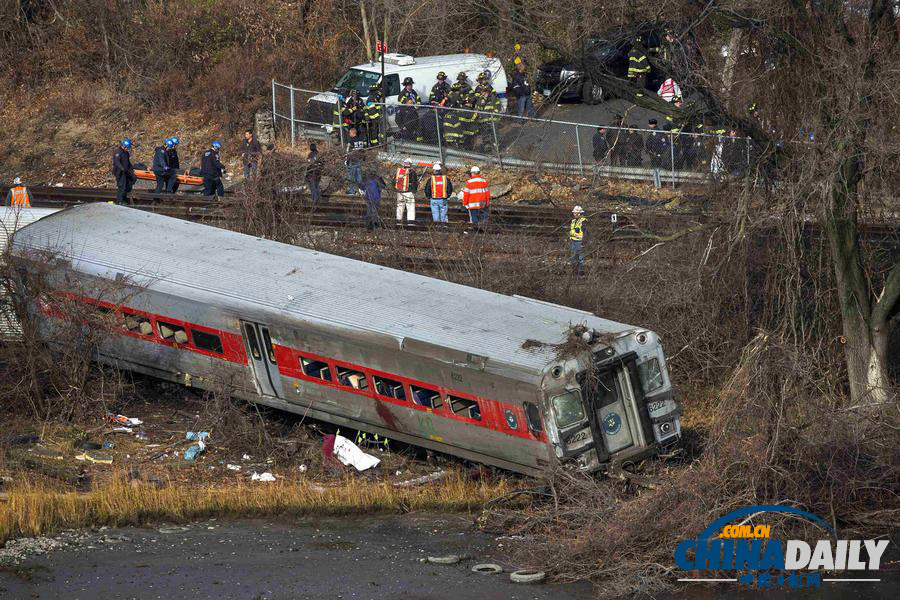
[660, 422, 672, 434]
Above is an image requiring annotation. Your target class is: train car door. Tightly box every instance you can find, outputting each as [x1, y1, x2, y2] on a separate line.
[241, 321, 283, 398]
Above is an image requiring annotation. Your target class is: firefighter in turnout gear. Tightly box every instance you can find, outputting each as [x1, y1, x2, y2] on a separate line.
[461, 166, 490, 227]
[424, 163, 453, 223]
[441, 92, 465, 148]
[394, 158, 419, 222]
[569, 205, 586, 275]
[429, 71, 451, 106]
[451, 72, 474, 104]
[398, 77, 419, 105]
[459, 92, 479, 150]
[364, 83, 384, 147]
[627, 36, 651, 96]
[334, 91, 365, 142]
[5, 177, 32, 207]
[474, 85, 502, 151]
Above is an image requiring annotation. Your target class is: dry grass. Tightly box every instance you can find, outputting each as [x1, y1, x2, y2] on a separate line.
[0, 470, 512, 545]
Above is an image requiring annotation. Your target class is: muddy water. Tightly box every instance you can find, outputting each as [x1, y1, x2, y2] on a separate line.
[0, 513, 894, 599]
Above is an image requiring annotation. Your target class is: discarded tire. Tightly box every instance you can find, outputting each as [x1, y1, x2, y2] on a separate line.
[471, 563, 503, 574]
[510, 569, 546, 584]
[427, 554, 460, 565]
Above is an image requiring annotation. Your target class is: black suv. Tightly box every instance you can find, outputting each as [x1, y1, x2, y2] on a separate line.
[537, 24, 669, 104]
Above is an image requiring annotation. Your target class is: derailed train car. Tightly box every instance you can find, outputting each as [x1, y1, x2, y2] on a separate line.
[11, 204, 681, 475]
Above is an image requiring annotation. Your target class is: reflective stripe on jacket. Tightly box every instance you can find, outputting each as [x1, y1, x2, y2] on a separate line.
[396, 168, 409, 192]
[569, 217, 585, 241]
[628, 47, 650, 76]
[462, 176, 490, 210]
[430, 175, 449, 199]
[8, 186, 31, 207]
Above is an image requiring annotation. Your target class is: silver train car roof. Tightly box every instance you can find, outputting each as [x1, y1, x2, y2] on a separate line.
[12, 204, 639, 376]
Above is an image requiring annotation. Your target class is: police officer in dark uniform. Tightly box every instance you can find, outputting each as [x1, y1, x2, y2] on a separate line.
[644, 119, 669, 169]
[112, 138, 136, 204]
[166, 137, 181, 193]
[396, 97, 422, 142]
[200, 141, 225, 197]
[152, 138, 174, 194]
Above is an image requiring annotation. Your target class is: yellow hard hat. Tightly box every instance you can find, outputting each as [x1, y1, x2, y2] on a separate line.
[514, 57, 522, 65]
[514, 43, 521, 52]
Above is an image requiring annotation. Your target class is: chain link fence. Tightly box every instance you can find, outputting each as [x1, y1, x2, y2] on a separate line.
[272, 80, 754, 186]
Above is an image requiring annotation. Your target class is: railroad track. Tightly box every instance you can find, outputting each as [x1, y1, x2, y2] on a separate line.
[13, 186, 900, 244]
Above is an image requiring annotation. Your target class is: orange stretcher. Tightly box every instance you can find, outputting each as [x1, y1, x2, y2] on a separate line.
[134, 169, 204, 186]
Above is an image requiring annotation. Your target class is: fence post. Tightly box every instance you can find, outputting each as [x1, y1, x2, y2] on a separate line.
[491, 120, 502, 167]
[289, 85, 296, 147]
[435, 107, 445, 167]
[337, 98, 345, 149]
[271, 80, 277, 135]
[670, 134, 676, 188]
[574, 125, 584, 176]
[746, 137, 751, 175]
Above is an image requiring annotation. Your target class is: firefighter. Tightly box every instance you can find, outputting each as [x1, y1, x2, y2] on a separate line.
[152, 138, 174, 193]
[112, 138, 136, 204]
[474, 85, 502, 151]
[398, 77, 419, 105]
[627, 36, 650, 96]
[334, 91, 364, 142]
[459, 93, 479, 150]
[451, 72, 473, 103]
[200, 141, 225, 198]
[166, 137, 181, 193]
[461, 166, 490, 228]
[364, 83, 384, 147]
[423, 163, 452, 223]
[441, 92, 464, 148]
[429, 71, 451, 106]
[5, 177, 32, 207]
[569, 205, 586, 276]
[394, 158, 419, 222]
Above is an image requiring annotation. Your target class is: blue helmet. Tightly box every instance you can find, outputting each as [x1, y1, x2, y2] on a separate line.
[121, 138, 132, 149]
[164, 137, 175, 148]
[171, 137, 180, 146]
[211, 141, 222, 150]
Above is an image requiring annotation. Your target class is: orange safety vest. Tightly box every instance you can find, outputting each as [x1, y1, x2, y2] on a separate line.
[395, 167, 410, 192]
[462, 176, 490, 210]
[8, 186, 31, 207]
[431, 175, 449, 199]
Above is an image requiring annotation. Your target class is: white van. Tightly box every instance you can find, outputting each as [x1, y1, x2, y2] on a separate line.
[306, 53, 508, 130]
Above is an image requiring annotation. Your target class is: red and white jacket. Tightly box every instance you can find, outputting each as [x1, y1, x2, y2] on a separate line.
[657, 78, 682, 102]
[461, 176, 490, 210]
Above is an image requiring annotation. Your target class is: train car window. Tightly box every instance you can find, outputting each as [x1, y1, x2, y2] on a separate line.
[448, 395, 482, 421]
[336, 366, 368, 390]
[523, 402, 543, 433]
[122, 312, 153, 336]
[372, 375, 406, 401]
[158, 320, 189, 344]
[410, 385, 443, 410]
[300, 357, 333, 381]
[260, 327, 277, 364]
[192, 329, 224, 354]
[244, 325, 262, 360]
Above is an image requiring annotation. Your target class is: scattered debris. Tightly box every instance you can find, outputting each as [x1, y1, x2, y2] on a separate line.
[106, 413, 142, 426]
[427, 554, 461, 565]
[298, 464, 307, 473]
[185, 431, 209, 442]
[510, 569, 546, 584]
[4, 434, 40, 446]
[157, 525, 189, 534]
[29, 445, 64, 460]
[226, 464, 241, 471]
[471, 563, 504, 574]
[75, 451, 113, 464]
[251, 472, 276, 482]
[394, 470, 447, 488]
[183, 443, 205, 461]
[110, 426, 133, 433]
[102, 441, 114, 449]
[332, 434, 380, 471]
[74, 440, 103, 451]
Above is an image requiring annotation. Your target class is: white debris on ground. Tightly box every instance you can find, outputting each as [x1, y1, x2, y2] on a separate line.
[332, 434, 380, 471]
[0, 530, 91, 566]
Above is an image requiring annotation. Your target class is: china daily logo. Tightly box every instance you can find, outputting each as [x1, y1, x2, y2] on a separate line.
[674, 505, 888, 589]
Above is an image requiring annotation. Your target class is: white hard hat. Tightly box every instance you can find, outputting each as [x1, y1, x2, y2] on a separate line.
[470, 166, 480, 173]
[572, 205, 584, 214]
[402, 158, 411, 166]
[432, 163, 442, 171]
[13, 177, 22, 185]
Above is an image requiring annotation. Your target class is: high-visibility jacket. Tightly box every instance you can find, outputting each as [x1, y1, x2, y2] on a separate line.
[657, 78, 682, 102]
[7, 186, 32, 207]
[475, 93, 501, 123]
[569, 217, 586, 241]
[442, 111, 463, 143]
[628, 45, 650, 77]
[428, 175, 450, 199]
[395, 167, 418, 192]
[462, 176, 490, 210]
